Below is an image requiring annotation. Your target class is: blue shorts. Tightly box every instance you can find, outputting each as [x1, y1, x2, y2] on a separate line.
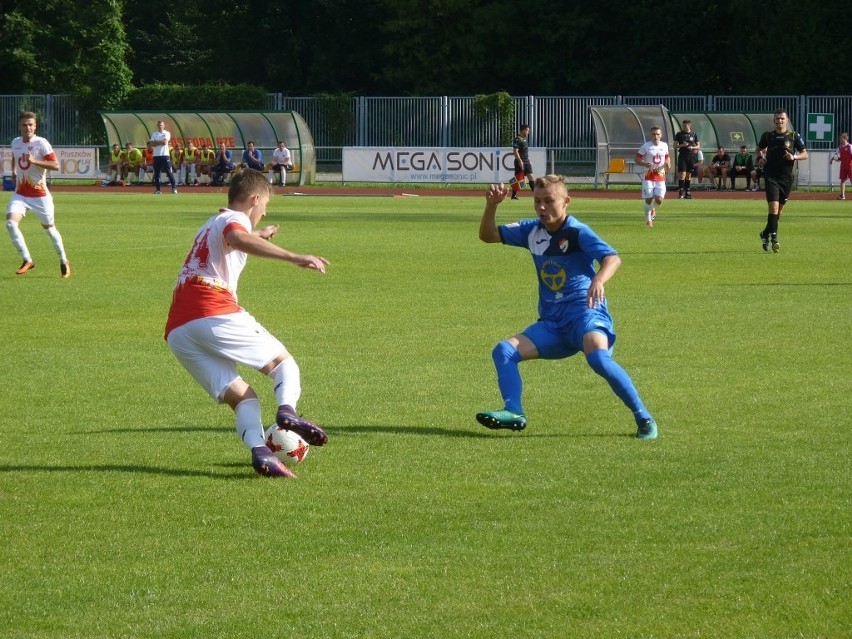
[522, 306, 616, 359]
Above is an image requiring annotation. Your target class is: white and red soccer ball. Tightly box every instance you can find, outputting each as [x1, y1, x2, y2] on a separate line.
[264, 425, 310, 468]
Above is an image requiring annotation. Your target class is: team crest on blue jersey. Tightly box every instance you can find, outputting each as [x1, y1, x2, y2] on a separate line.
[540, 259, 566, 291]
[559, 238, 571, 253]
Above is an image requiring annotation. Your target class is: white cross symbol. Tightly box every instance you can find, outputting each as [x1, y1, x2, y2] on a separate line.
[809, 116, 832, 140]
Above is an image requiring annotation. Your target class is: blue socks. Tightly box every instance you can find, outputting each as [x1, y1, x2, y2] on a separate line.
[492, 341, 524, 414]
[585, 348, 651, 423]
[491, 342, 652, 424]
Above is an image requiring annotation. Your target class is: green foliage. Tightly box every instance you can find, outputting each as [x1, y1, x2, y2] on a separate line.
[1, 0, 849, 96]
[122, 83, 269, 110]
[313, 92, 356, 145]
[474, 91, 516, 145]
[0, 192, 849, 638]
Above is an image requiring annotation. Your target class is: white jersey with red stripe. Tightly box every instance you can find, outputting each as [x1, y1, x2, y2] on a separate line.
[11, 135, 56, 197]
[636, 141, 669, 182]
[165, 208, 252, 338]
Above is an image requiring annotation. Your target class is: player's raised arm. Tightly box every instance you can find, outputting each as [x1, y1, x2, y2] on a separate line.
[480, 184, 509, 243]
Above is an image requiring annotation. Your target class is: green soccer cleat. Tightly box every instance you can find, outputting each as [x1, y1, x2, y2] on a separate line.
[476, 409, 527, 431]
[636, 418, 658, 440]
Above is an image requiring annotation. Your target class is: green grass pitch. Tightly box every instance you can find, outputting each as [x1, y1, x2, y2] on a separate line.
[0, 190, 849, 638]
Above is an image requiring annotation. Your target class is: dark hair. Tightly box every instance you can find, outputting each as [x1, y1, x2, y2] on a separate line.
[519, 123, 530, 130]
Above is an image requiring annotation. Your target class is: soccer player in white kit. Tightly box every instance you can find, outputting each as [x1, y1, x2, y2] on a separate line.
[5, 111, 71, 277]
[164, 169, 330, 478]
[635, 127, 671, 227]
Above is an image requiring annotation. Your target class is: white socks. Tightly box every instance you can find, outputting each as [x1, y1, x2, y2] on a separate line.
[6, 219, 31, 261]
[44, 226, 67, 262]
[269, 357, 301, 409]
[235, 398, 265, 449]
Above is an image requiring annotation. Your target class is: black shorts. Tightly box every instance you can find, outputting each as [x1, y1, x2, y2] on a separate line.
[514, 159, 533, 176]
[677, 152, 695, 173]
[764, 175, 792, 204]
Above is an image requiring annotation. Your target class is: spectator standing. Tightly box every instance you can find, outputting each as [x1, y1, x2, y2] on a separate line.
[674, 119, 700, 198]
[756, 108, 808, 253]
[5, 111, 71, 278]
[830, 132, 852, 200]
[268, 141, 292, 187]
[149, 120, 177, 195]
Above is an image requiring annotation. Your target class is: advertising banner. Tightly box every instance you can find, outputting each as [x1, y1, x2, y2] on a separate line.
[1, 147, 100, 180]
[343, 147, 547, 184]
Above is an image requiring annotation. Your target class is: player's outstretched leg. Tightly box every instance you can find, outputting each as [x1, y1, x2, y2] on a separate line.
[585, 348, 657, 439]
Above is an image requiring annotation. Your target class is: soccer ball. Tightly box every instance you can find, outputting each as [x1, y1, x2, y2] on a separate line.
[264, 425, 309, 467]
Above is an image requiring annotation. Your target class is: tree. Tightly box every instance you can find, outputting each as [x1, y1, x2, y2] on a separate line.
[0, 0, 843, 98]
[0, 0, 132, 106]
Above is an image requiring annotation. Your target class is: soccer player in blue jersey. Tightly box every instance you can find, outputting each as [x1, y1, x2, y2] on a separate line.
[476, 174, 657, 439]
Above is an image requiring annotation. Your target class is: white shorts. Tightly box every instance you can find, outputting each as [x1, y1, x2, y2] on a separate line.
[642, 180, 667, 200]
[166, 311, 286, 402]
[6, 192, 56, 226]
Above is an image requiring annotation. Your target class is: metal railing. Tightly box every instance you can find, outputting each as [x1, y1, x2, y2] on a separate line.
[3, 93, 850, 174]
